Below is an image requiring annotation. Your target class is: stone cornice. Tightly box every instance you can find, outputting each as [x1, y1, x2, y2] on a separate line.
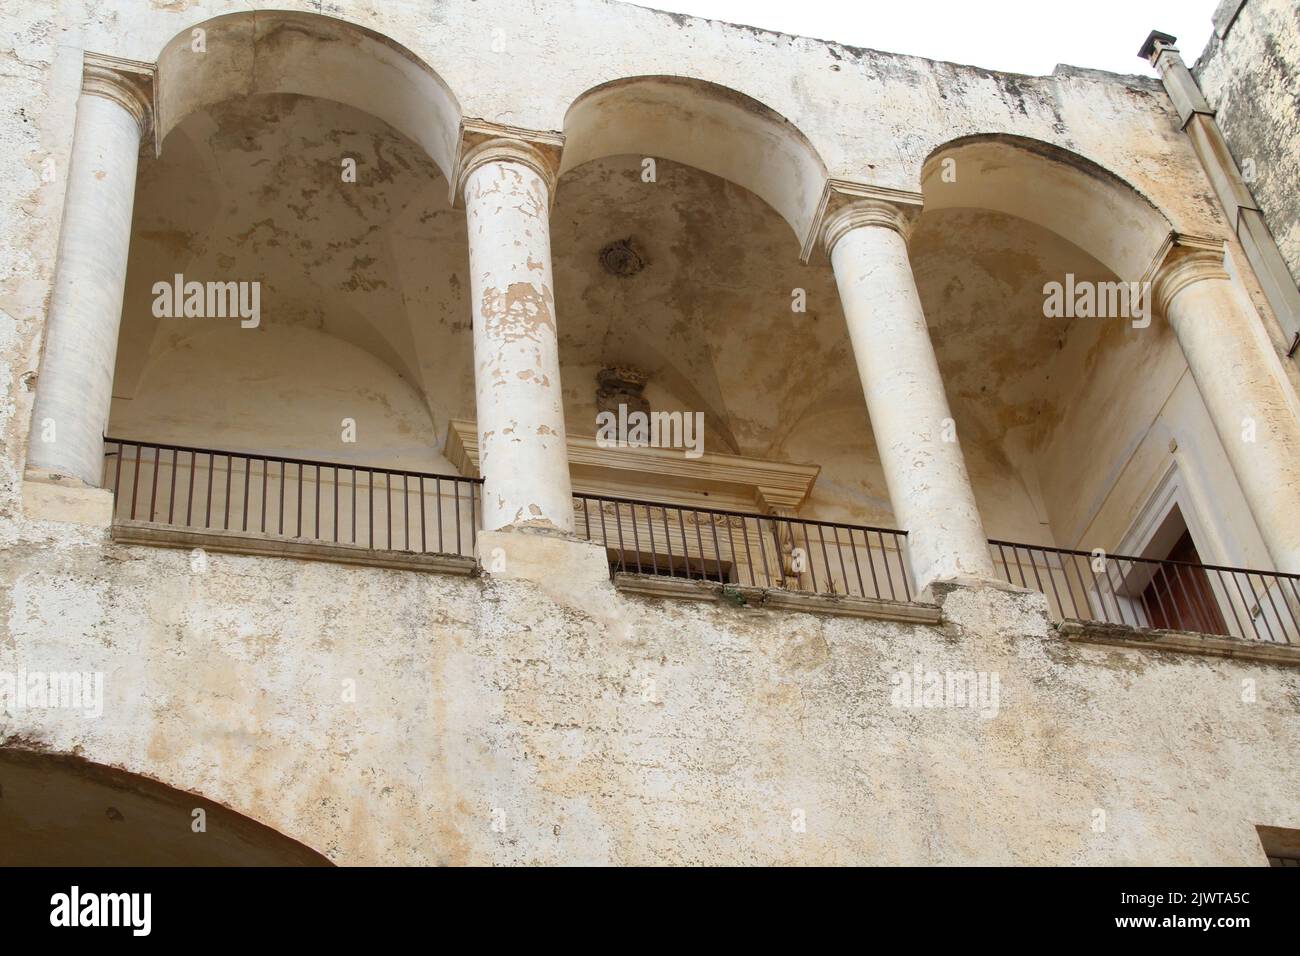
[1061, 618, 1300, 669]
[451, 119, 565, 207]
[802, 180, 924, 261]
[82, 52, 156, 151]
[446, 419, 820, 513]
[1142, 232, 1229, 317]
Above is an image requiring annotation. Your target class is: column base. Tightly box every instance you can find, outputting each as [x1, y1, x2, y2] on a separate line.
[22, 471, 114, 527]
[928, 576, 1053, 637]
[476, 526, 611, 590]
[475, 527, 630, 639]
[925, 574, 1032, 598]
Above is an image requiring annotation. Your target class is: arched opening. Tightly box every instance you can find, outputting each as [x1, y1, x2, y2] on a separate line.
[154, 11, 461, 182]
[552, 79, 908, 597]
[917, 135, 1272, 612]
[0, 748, 331, 865]
[921, 135, 1172, 281]
[562, 76, 828, 248]
[106, 13, 478, 555]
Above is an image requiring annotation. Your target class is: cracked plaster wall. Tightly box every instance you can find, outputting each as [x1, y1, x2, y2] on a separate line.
[1, 534, 1298, 865]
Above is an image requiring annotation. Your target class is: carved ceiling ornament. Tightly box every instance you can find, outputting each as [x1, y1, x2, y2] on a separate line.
[598, 238, 647, 278]
[596, 366, 650, 417]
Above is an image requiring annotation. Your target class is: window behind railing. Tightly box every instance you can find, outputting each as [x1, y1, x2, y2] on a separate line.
[574, 492, 914, 603]
[990, 539, 1299, 644]
[104, 438, 483, 558]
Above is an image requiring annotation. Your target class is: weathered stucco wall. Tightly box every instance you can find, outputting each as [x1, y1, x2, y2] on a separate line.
[1, 532, 1297, 865]
[2, 0, 1298, 865]
[1196, 0, 1300, 285]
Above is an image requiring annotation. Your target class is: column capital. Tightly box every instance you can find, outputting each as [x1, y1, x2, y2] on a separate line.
[822, 198, 919, 255]
[809, 182, 923, 259]
[82, 52, 155, 147]
[1143, 232, 1229, 317]
[452, 119, 565, 207]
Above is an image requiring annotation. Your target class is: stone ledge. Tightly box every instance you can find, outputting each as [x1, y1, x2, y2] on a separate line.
[612, 572, 942, 623]
[22, 477, 115, 527]
[111, 521, 479, 576]
[1059, 619, 1300, 668]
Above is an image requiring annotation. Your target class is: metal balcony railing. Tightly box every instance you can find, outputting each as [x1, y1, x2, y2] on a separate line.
[104, 438, 483, 558]
[989, 539, 1299, 643]
[574, 492, 914, 603]
[106, 438, 1290, 640]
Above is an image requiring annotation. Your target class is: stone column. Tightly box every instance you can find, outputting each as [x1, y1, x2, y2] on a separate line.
[1152, 236, 1300, 573]
[28, 55, 152, 488]
[824, 199, 995, 591]
[458, 137, 574, 533]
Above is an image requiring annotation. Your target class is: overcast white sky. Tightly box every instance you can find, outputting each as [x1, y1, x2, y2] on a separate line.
[636, 0, 1221, 75]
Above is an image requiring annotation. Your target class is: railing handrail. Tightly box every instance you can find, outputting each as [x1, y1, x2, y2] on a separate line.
[105, 436, 483, 485]
[104, 435, 481, 557]
[988, 537, 1300, 582]
[574, 490, 907, 537]
[991, 536, 1298, 644]
[100, 448, 1281, 583]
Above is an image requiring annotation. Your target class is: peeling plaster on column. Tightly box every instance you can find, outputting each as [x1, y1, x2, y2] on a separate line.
[826, 200, 995, 591]
[462, 149, 573, 533]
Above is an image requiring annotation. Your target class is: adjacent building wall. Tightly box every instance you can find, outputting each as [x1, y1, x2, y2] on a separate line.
[1195, 0, 1300, 285]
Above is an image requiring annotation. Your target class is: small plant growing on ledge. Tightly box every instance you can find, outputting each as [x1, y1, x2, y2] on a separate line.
[721, 586, 748, 607]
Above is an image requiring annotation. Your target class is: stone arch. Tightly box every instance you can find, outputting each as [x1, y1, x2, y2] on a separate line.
[0, 748, 332, 866]
[561, 75, 829, 247]
[154, 10, 462, 182]
[920, 134, 1174, 281]
[120, 14, 474, 449]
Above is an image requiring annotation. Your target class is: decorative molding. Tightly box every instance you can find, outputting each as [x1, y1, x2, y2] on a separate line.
[82, 52, 156, 152]
[451, 118, 565, 207]
[1060, 618, 1300, 668]
[821, 199, 915, 255]
[801, 179, 924, 262]
[113, 521, 479, 576]
[1114, 458, 1238, 573]
[613, 572, 941, 623]
[446, 419, 820, 514]
[1142, 232, 1229, 317]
